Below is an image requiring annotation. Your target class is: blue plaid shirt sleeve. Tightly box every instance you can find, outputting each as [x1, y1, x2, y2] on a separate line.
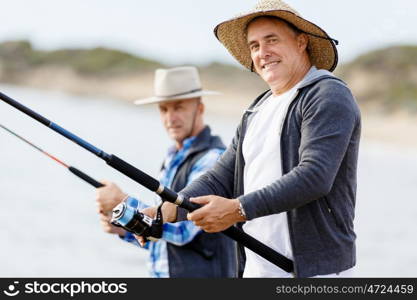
[160, 148, 224, 246]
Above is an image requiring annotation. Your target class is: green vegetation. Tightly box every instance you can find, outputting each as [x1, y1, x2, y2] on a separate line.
[337, 45, 417, 112]
[0, 40, 416, 112]
[0, 40, 162, 76]
[345, 45, 417, 72]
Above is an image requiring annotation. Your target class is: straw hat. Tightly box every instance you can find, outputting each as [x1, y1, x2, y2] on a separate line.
[134, 66, 220, 105]
[214, 0, 339, 72]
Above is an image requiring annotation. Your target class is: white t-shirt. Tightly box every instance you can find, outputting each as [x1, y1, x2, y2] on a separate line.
[241, 66, 355, 277]
[242, 84, 299, 278]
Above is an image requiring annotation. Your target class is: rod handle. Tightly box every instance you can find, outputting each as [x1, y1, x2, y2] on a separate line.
[156, 188, 202, 211]
[179, 197, 202, 212]
[68, 166, 104, 188]
[106, 154, 160, 191]
[223, 226, 294, 273]
[178, 196, 293, 272]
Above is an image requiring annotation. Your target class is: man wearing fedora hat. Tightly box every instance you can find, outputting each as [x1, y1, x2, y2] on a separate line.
[96, 66, 237, 278]
[156, 0, 361, 278]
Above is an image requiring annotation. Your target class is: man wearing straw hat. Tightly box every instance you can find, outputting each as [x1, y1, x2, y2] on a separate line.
[157, 0, 361, 278]
[96, 66, 236, 278]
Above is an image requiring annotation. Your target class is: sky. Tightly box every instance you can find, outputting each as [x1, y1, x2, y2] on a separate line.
[0, 0, 416, 67]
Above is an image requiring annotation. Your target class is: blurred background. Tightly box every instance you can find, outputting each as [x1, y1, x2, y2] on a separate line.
[0, 0, 416, 277]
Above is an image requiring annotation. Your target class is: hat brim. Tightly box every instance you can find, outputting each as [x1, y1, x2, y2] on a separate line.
[134, 90, 221, 105]
[214, 10, 338, 72]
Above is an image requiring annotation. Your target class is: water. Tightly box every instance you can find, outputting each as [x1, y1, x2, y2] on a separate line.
[1, 84, 416, 277]
[355, 143, 417, 276]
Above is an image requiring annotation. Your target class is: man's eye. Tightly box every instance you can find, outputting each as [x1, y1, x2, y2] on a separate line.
[250, 44, 259, 51]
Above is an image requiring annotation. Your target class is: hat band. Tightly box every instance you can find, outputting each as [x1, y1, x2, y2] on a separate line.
[156, 88, 203, 99]
[301, 30, 339, 45]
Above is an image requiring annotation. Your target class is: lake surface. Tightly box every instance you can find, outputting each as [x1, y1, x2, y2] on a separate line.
[1, 84, 416, 277]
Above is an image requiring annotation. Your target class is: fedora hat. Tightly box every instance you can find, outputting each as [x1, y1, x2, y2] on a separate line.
[134, 66, 220, 105]
[214, 0, 339, 72]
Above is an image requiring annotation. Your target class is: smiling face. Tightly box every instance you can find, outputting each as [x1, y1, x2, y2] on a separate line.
[158, 98, 205, 148]
[247, 17, 310, 94]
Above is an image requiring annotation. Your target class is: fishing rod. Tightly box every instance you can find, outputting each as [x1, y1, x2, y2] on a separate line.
[0, 91, 294, 273]
[0, 123, 164, 239]
[0, 123, 103, 188]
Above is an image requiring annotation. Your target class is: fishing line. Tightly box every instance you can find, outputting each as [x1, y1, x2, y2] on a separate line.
[0, 123, 104, 188]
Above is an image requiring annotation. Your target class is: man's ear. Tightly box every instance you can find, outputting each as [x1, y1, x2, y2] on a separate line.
[297, 33, 309, 52]
[199, 101, 205, 114]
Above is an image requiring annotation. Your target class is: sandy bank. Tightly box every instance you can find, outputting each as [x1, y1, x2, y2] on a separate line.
[1, 67, 416, 151]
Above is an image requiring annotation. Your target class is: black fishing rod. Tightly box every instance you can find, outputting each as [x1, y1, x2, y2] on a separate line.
[0, 91, 294, 273]
[0, 123, 166, 239]
[0, 123, 164, 239]
[0, 123, 103, 188]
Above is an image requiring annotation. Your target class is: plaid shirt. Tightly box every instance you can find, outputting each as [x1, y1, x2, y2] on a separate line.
[121, 136, 224, 277]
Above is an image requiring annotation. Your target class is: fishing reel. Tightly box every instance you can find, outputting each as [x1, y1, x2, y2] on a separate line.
[111, 202, 163, 241]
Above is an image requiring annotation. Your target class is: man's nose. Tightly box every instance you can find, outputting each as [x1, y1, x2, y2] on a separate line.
[166, 109, 178, 124]
[259, 43, 271, 59]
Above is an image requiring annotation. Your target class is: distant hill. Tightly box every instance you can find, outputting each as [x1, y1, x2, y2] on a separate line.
[336, 45, 417, 112]
[0, 40, 162, 76]
[0, 40, 416, 113]
[0, 40, 267, 106]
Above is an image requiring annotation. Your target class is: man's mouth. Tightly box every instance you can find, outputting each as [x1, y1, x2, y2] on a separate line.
[262, 61, 281, 70]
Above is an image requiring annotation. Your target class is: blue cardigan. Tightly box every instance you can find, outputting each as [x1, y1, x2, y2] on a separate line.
[178, 70, 361, 277]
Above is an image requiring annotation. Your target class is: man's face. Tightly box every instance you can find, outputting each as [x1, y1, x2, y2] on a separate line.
[247, 17, 307, 91]
[158, 98, 201, 144]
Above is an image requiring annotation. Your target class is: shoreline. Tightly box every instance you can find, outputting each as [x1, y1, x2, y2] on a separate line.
[361, 112, 417, 152]
[1, 81, 417, 152]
